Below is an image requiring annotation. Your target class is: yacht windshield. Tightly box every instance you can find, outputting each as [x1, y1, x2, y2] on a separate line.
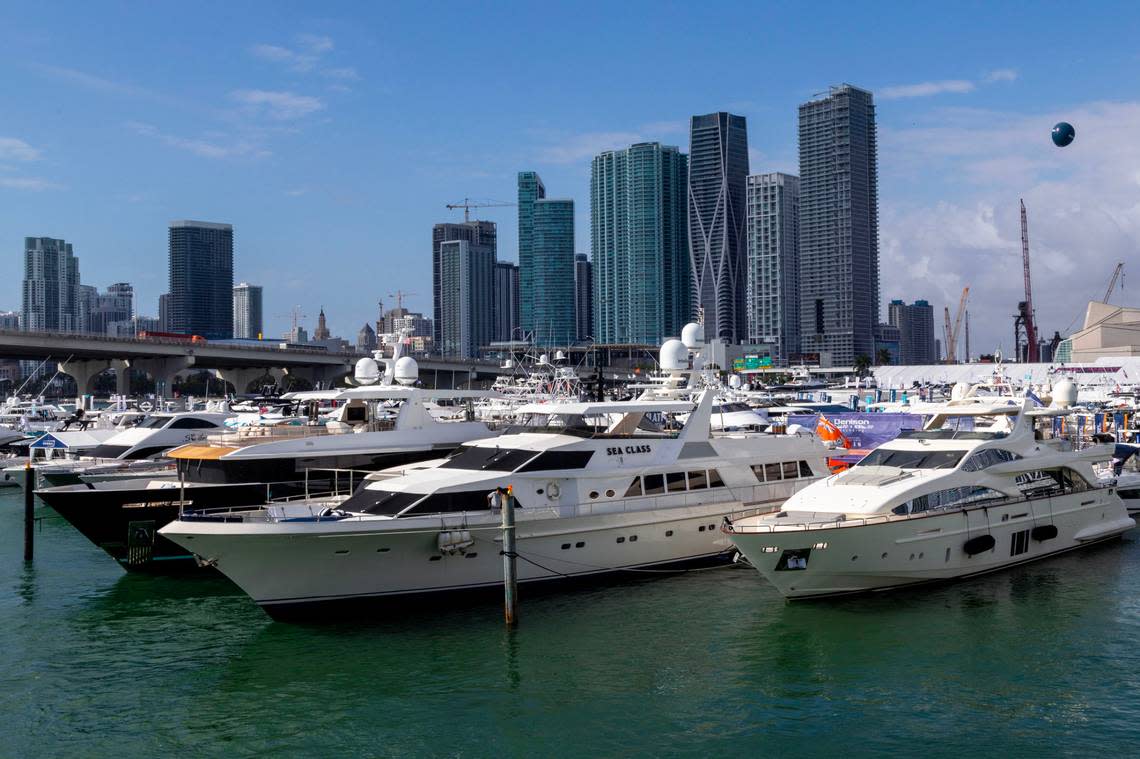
[856, 448, 966, 469]
[442, 446, 538, 471]
[138, 416, 170, 429]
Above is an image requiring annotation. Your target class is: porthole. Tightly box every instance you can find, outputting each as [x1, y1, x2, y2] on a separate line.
[708, 524, 715, 530]
[536, 488, 544, 495]
[561, 543, 571, 550]
[605, 489, 615, 497]
[944, 547, 951, 562]
[575, 541, 585, 548]
[698, 525, 706, 532]
[881, 552, 888, 559]
[919, 552, 924, 559]
[589, 491, 599, 499]
[665, 530, 674, 537]
[851, 555, 858, 561]
[334, 549, 349, 555]
[465, 552, 478, 558]
[630, 535, 638, 542]
[909, 553, 915, 560]
[616, 536, 625, 544]
[376, 547, 390, 553]
[429, 555, 442, 562]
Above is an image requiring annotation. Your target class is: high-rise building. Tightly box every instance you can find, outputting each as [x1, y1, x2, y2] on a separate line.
[0, 311, 20, 330]
[688, 113, 749, 343]
[232, 282, 263, 339]
[438, 238, 495, 358]
[517, 172, 546, 340]
[169, 220, 233, 339]
[887, 299, 936, 365]
[798, 84, 880, 366]
[22, 237, 81, 333]
[84, 282, 134, 335]
[746, 173, 800, 363]
[525, 198, 576, 345]
[432, 221, 497, 347]
[313, 307, 331, 340]
[574, 254, 593, 342]
[357, 323, 377, 351]
[158, 293, 171, 332]
[591, 142, 689, 344]
[493, 261, 520, 342]
[77, 284, 98, 333]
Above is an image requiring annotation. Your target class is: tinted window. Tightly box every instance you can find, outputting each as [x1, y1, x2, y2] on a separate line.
[169, 417, 218, 429]
[442, 446, 537, 471]
[707, 470, 724, 488]
[624, 477, 642, 497]
[666, 472, 687, 492]
[961, 448, 1020, 472]
[782, 461, 799, 479]
[764, 463, 782, 481]
[342, 489, 424, 515]
[688, 471, 708, 489]
[750, 464, 766, 482]
[643, 474, 665, 495]
[517, 450, 594, 472]
[892, 486, 1005, 515]
[856, 449, 965, 469]
[404, 490, 490, 516]
[798, 460, 814, 478]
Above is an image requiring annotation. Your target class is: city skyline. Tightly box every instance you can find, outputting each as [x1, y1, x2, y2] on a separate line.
[2, 3, 1138, 353]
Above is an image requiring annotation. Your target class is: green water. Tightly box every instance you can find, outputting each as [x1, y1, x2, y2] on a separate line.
[4, 490, 1140, 757]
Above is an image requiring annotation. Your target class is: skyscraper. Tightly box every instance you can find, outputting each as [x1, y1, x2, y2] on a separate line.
[168, 220, 233, 339]
[574, 254, 593, 342]
[524, 197, 576, 345]
[746, 173, 800, 363]
[158, 293, 171, 332]
[438, 238, 495, 358]
[493, 261, 520, 342]
[798, 84, 880, 366]
[688, 112, 749, 343]
[887, 299, 936, 365]
[22, 237, 81, 332]
[591, 143, 689, 344]
[233, 282, 263, 339]
[432, 220, 497, 347]
[517, 171, 546, 334]
[85, 282, 134, 335]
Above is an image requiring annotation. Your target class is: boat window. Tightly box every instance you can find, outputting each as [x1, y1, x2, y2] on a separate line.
[764, 463, 782, 481]
[168, 417, 219, 429]
[516, 450, 594, 472]
[960, 448, 1021, 472]
[707, 469, 724, 488]
[1063, 468, 1091, 492]
[342, 489, 424, 516]
[139, 416, 170, 429]
[892, 486, 1005, 515]
[1016, 470, 1065, 498]
[643, 473, 666, 495]
[441, 446, 538, 472]
[402, 490, 491, 516]
[856, 448, 966, 469]
[666, 472, 687, 492]
[688, 471, 708, 489]
[782, 461, 799, 479]
[624, 477, 643, 497]
[750, 464, 766, 482]
[798, 460, 814, 478]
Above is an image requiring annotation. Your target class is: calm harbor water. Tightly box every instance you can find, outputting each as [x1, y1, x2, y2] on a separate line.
[4, 489, 1140, 756]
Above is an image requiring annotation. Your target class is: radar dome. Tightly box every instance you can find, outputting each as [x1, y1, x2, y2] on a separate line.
[354, 357, 380, 385]
[554, 350, 566, 361]
[394, 356, 419, 385]
[1052, 378, 1077, 408]
[728, 374, 741, 389]
[951, 381, 970, 401]
[538, 353, 550, 365]
[681, 322, 704, 349]
[659, 339, 688, 371]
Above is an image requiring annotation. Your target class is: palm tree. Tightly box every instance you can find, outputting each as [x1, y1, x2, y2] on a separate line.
[854, 354, 872, 377]
[875, 347, 891, 365]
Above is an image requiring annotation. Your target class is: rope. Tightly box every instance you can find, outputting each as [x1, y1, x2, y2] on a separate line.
[495, 540, 739, 577]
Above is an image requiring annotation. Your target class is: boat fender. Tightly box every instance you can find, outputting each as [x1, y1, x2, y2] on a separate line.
[963, 534, 996, 556]
[1031, 525, 1058, 542]
[546, 482, 560, 500]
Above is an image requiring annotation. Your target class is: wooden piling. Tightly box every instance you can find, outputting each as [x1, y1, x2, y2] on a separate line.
[502, 489, 518, 627]
[23, 464, 34, 561]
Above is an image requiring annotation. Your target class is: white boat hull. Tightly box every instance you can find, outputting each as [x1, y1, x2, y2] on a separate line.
[731, 489, 1135, 599]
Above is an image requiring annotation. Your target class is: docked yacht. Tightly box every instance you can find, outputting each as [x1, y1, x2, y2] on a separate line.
[160, 392, 830, 618]
[728, 400, 1135, 599]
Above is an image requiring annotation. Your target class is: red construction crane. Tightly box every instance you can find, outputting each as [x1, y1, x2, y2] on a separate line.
[1014, 199, 1039, 363]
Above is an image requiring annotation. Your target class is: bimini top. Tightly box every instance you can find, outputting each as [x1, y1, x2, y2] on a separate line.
[513, 400, 694, 416]
[334, 387, 503, 401]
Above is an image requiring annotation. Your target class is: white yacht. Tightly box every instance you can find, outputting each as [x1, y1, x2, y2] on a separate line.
[160, 392, 829, 618]
[728, 401, 1135, 599]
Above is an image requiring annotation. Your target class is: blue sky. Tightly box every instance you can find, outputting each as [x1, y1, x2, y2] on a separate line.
[2, 1, 1139, 354]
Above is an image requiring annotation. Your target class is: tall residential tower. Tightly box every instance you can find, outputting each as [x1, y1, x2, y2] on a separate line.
[168, 220, 234, 339]
[22, 237, 81, 332]
[432, 220, 497, 347]
[232, 282, 263, 339]
[745, 173, 800, 363]
[518, 170, 575, 345]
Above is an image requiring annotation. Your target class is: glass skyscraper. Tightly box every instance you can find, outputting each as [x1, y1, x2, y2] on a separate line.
[746, 173, 800, 363]
[798, 84, 880, 366]
[493, 261, 520, 342]
[574, 253, 592, 342]
[168, 220, 233, 339]
[525, 198, 576, 345]
[432, 220, 497, 347]
[22, 237, 81, 333]
[688, 112, 749, 343]
[591, 142, 689, 344]
[438, 238, 495, 358]
[233, 282, 263, 339]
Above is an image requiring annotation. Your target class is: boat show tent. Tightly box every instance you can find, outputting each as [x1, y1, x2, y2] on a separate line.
[871, 356, 1140, 389]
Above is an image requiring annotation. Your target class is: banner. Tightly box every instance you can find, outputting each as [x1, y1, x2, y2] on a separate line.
[787, 413, 923, 450]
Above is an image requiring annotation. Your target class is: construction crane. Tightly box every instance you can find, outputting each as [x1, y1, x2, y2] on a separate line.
[276, 305, 307, 339]
[1104, 262, 1124, 302]
[946, 286, 970, 363]
[1014, 199, 1040, 363]
[943, 307, 953, 364]
[387, 290, 417, 312]
[445, 198, 516, 223]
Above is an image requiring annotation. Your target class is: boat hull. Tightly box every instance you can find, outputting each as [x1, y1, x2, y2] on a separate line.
[731, 489, 1135, 599]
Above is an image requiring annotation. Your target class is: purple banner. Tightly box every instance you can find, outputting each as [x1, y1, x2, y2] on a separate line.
[787, 413, 924, 450]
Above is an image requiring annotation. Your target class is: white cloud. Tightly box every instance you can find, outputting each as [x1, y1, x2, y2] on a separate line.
[880, 80, 976, 100]
[985, 68, 1019, 83]
[537, 131, 645, 164]
[249, 34, 354, 83]
[0, 177, 62, 190]
[230, 89, 324, 120]
[126, 121, 271, 159]
[0, 137, 41, 162]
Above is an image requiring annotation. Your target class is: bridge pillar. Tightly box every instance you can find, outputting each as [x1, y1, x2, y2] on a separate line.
[113, 359, 131, 396]
[214, 367, 278, 395]
[58, 359, 114, 406]
[126, 357, 196, 399]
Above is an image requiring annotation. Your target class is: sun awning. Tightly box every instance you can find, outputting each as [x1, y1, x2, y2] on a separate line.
[166, 444, 240, 460]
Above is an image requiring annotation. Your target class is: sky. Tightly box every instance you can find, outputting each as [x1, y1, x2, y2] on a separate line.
[2, 1, 1139, 356]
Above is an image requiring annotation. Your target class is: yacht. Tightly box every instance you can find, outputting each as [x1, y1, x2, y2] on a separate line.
[159, 391, 830, 618]
[727, 400, 1135, 599]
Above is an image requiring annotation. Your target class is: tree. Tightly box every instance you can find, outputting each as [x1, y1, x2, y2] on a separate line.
[875, 347, 891, 366]
[854, 354, 872, 377]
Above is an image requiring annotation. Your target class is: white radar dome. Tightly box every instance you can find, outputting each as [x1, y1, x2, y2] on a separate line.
[728, 374, 742, 389]
[660, 339, 689, 371]
[554, 350, 566, 361]
[394, 356, 419, 386]
[951, 381, 970, 401]
[1051, 378, 1077, 409]
[539, 353, 550, 365]
[681, 323, 704, 349]
[354, 357, 380, 385]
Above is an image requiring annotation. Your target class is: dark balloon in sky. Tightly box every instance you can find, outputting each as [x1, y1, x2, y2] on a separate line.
[1051, 122, 1075, 147]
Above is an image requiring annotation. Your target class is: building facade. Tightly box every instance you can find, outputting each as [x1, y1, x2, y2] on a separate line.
[887, 299, 937, 365]
[232, 282, 263, 340]
[432, 220, 497, 347]
[22, 237, 81, 332]
[798, 84, 880, 366]
[438, 239, 494, 358]
[158, 293, 171, 332]
[517, 171, 546, 341]
[169, 220, 233, 339]
[526, 198, 576, 345]
[745, 173, 800, 363]
[84, 282, 134, 335]
[688, 113, 749, 343]
[493, 261, 520, 342]
[591, 143, 689, 344]
[574, 254, 593, 342]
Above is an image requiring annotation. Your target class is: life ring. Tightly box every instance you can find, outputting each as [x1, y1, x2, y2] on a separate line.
[546, 482, 560, 500]
[139, 401, 154, 412]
